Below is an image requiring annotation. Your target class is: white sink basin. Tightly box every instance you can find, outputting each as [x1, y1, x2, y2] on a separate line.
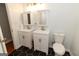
[19, 29, 34, 32]
[33, 29, 49, 34]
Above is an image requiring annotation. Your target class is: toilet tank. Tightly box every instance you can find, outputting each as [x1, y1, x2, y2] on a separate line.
[54, 33, 65, 43]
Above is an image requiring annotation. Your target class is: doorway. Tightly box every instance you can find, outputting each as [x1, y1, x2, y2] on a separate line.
[0, 3, 14, 55]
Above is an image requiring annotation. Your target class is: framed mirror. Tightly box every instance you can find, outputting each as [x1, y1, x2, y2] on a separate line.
[22, 11, 47, 25]
[21, 4, 48, 30]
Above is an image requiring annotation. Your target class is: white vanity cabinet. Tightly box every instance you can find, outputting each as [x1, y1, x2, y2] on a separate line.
[18, 29, 33, 49]
[33, 30, 49, 55]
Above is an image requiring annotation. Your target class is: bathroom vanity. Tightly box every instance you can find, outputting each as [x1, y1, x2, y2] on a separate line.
[33, 30, 49, 55]
[18, 29, 33, 49]
[18, 4, 49, 53]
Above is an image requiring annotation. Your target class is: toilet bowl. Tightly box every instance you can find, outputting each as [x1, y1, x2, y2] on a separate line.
[52, 33, 65, 56]
[53, 43, 65, 56]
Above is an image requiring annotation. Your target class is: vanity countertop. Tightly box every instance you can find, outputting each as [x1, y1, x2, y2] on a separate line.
[33, 29, 49, 34]
[19, 29, 34, 32]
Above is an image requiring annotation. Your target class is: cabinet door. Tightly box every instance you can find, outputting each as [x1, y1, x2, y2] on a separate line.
[40, 35, 49, 54]
[18, 31, 25, 46]
[24, 32, 32, 49]
[33, 34, 40, 51]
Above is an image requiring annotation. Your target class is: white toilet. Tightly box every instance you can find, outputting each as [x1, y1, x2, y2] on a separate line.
[53, 33, 65, 56]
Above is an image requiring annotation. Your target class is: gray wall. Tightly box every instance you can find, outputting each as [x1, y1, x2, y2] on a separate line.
[0, 3, 12, 39]
[46, 3, 79, 50]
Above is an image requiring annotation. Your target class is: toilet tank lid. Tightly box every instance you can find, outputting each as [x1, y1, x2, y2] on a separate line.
[54, 33, 65, 36]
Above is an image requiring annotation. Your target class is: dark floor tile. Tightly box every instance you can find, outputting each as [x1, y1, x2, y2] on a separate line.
[22, 47, 30, 52]
[15, 47, 23, 53]
[48, 48, 55, 56]
[18, 52, 26, 56]
[63, 51, 70, 56]
[39, 51, 46, 56]
[26, 49, 34, 56]
[27, 53, 33, 56]
[33, 50, 41, 56]
[8, 46, 27, 56]
[9, 50, 22, 56]
[28, 49, 34, 53]
[9, 46, 70, 56]
[17, 46, 29, 52]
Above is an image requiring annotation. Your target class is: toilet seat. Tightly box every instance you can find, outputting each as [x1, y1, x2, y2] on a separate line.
[53, 43, 65, 55]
